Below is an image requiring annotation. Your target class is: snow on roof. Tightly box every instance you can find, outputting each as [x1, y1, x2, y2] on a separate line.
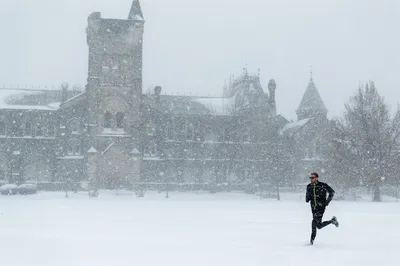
[0, 89, 60, 111]
[101, 128, 127, 135]
[134, 15, 143, 21]
[130, 148, 141, 155]
[280, 118, 310, 135]
[87, 147, 98, 154]
[62, 91, 85, 105]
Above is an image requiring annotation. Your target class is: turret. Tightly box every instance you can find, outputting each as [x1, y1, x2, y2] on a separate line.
[296, 76, 327, 120]
[128, 0, 144, 20]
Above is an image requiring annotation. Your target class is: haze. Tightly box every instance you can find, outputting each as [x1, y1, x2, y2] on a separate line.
[1, 0, 399, 120]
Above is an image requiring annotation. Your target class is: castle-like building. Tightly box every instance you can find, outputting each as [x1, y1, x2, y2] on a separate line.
[0, 0, 332, 190]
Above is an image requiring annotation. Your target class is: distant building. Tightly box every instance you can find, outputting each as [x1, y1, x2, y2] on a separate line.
[0, 86, 81, 186]
[0, 0, 331, 190]
[280, 76, 334, 185]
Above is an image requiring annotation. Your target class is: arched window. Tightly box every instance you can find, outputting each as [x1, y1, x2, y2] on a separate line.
[36, 123, 43, 137]
[74, 144, 80, 155]
[186, 122, 195, 140]
[25, 122, 32, 136]
[48, 123, 55, 137]
[116, 112, 124, 129]
[104, 112, 112, 128]
[0, 121, 5, 136]
[70, 119, 79, 133]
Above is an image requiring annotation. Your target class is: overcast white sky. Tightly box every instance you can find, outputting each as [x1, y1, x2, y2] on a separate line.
[0, 0, 399, 120]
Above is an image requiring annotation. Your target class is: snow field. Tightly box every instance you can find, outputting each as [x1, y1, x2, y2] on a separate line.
[0, 191, 399, 266]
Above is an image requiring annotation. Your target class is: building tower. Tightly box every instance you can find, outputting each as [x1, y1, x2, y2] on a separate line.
[296, 74, 327, 121]
[85, 0, 144, 188]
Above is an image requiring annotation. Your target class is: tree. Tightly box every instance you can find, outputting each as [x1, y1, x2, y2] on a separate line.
[329, 82, 400, 201]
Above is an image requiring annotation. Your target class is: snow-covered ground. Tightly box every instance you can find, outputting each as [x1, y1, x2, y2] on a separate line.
[0, 191, 399, 266]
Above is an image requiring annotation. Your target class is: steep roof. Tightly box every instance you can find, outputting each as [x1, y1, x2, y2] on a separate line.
[296, 78, 327, 114]
[279, 118, 310, 135]
[128, 0, 144, 20]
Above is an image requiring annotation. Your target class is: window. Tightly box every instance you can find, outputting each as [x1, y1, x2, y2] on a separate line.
[144, 144, 157, 156]
[243, 129, 250, 142]
[25, 122, 32, 136]
[186, 122, 195, 140]
[104, 112, 112, 128]
[218, 131, 224, 142]
[70, 119, 79, 133]
[36, 124, 43, 137]
[68, 141, 80, 156]
[165, 123, 174, 140]
[116, 112, 124, 129]
[48, 124, 55, 136]
[0, 121, 5, 135]
[75, 144, 80, 155]
[146, 123, 155, 136]
[224, 128, 230, 142]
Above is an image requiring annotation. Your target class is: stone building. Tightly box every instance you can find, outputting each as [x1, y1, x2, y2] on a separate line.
[280, 76, 334, 185]
[0, 0, 332, 190]
[0, 87, 81, 188]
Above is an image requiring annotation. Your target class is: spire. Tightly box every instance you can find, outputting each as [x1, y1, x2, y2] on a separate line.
[296, 74, 328, 120]
[128, 0, 144, 20]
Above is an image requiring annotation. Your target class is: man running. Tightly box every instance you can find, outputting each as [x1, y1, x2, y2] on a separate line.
[306, 172, 339, 245]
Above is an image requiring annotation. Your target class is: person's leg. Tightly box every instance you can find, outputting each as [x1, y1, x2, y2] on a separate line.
[310, 212, 322, 244]
[315, 208, 332, 229]
[317, 220, 332, 229]
[320, 208, 339, 229]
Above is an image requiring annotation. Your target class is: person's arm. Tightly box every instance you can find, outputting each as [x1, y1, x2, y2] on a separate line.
[324, 183, 335, 206]
[305, 185, 310, 202]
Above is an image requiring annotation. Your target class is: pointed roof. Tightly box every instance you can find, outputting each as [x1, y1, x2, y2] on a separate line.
[296, 77, 327, 114]
[87, 147, 98, 154]
[128, 0, 144, 20]
[130, 148, 141, 156]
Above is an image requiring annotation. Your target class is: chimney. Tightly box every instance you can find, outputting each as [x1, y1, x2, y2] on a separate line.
[154, 86, 162, 104]
[61, 82, 69, 104]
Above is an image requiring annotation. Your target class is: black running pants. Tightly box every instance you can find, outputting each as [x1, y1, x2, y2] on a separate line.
[311, 208, 332, 241]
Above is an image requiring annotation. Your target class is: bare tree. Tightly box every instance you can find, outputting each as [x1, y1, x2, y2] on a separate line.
[329, 82, 400, 201]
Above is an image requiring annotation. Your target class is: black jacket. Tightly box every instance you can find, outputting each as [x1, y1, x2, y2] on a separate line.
[306, 181, 335, 211]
